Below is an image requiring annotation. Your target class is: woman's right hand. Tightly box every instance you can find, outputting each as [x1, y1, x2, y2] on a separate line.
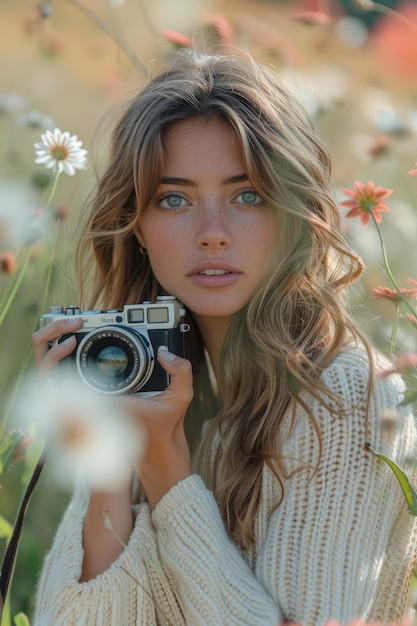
[32, 316, 83, 374]
[33, 316, 136, 581]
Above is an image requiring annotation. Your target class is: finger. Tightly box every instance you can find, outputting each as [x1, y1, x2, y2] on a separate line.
[157, 346, 193, 404]
[38, 335, 77, 374]
[32, 317, 82, 367]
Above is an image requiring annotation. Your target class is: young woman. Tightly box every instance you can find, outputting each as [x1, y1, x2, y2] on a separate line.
[32, 50, 417, 625]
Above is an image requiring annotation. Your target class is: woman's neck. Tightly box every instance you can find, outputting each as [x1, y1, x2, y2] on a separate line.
[192, 314, 232, 379]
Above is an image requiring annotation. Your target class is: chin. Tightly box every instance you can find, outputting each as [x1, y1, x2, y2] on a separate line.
[186, 302, 246, 319]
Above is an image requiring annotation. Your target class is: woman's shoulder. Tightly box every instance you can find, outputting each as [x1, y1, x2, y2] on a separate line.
[319, 342, 415, 450]
[321, 342, 405, 397]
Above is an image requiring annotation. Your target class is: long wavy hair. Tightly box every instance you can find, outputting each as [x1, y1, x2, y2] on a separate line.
[76, 50, 372, 550]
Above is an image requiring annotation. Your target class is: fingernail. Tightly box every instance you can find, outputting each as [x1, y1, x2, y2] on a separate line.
[62, 335, 76, 344]
[157, 345, 176, 361]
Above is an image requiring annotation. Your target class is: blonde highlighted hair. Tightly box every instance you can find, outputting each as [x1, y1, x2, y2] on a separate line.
[76, 50, 371, 549]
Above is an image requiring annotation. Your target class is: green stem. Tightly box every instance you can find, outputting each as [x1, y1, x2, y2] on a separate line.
[44, 169, 61, 210]
[38, 217, 61, 319]
[0, 249, 27, 314]
[388, 303, 399, 358]
[0, 247, 33, 329]
[0, 218, 61, 437]
[371, 212, 417, 320]
[0, 170, 60, 330]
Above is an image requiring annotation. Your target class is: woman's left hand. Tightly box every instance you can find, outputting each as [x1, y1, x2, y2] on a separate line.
[123, 346, 194, 508]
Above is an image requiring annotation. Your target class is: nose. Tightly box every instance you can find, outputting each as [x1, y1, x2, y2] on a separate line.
[196, 206, 231, 249]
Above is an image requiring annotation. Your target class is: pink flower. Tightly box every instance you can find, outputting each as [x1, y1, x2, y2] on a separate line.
[400, 312, 417, 328]
[371, 285, 417, 302]
[370, 2, 417, 80]
[408, 162, 417, 176]
[341, 180, 393, 226]
[159, 29, 193, 48]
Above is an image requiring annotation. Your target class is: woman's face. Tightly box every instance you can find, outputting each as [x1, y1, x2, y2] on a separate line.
[136, 118, 278, 326]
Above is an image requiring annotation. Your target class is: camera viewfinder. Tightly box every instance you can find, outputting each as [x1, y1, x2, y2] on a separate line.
[147, 307, 169, 324]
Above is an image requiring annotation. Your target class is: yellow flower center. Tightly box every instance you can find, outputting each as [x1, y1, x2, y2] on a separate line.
[51, 145, 69, 161]
[360, 198, 376, 212]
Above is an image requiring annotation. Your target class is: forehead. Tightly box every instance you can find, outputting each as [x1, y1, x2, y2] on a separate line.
[162, 118, 244, 174]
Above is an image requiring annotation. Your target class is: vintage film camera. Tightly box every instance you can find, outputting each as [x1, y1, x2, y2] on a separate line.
[40, 296, 189, 395]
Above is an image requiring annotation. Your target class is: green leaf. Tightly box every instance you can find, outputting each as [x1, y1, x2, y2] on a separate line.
[0, 433, 15, 474]
[367, 444, 417, 515]
[13, 614, 30, 626]
[0, 514, 13, 540]
[398, 388, 417, 407]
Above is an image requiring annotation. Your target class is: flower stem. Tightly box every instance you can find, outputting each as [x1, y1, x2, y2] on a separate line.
[0, 246, 33, 329]
[65, 0, 148, 76]
[38, 217, 61, 319]
[371, 212, 417, 320]
[388, 303, 399, 358]
[0, 218, 62, 437]
[45, 169, 61, 209]
[0, 170, 61, 330]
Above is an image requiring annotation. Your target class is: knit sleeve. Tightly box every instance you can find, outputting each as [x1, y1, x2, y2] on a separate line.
[254, 348, 417, 624]
[32, 484, 185, 626]
[152, 476, 282, 626]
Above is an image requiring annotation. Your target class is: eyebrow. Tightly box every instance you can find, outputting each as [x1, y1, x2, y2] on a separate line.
[161, 173, 249, 186]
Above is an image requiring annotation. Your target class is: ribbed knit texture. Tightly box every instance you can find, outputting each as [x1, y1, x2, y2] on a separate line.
[33, 347, 417, 625]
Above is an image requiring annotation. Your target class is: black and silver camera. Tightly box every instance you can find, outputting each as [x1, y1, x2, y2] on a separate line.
[40, 296, 189, 395]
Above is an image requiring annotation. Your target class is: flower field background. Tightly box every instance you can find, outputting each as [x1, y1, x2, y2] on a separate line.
[1, 0, 417, 622]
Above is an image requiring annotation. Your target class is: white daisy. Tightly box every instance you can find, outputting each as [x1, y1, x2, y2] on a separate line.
[17, 377, 144, 491]
[34, 128, 88, 176]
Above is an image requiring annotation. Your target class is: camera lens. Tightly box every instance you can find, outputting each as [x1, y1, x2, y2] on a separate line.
[96, 346, 128, 377]
[76, 326, 153, 393]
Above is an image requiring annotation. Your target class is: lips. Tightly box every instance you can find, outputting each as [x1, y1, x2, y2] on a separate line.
[188, 261, 241, 276]
[198, 269, 231, 276]
[188, 261, 242, 287]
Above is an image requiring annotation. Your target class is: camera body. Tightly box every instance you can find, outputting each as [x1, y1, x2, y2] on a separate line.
[40, 296, 189, 395]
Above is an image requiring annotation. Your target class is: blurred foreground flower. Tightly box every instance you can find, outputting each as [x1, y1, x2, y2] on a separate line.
[341, 180, 393, 226]
[17, 378, 144, 490]
[34, 128, 87, 176]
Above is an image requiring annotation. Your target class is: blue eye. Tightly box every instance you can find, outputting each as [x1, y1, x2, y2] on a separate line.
[236, 189, 263, 206]
[159, 193, 186, 210]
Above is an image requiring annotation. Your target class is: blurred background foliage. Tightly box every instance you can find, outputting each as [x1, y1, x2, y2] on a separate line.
[1, 0, 417, 621]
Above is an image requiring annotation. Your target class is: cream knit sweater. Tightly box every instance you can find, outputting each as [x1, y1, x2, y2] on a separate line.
[33, 347, 417, 626]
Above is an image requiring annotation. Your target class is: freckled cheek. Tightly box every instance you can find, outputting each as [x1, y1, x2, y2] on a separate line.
[247, 218, 278, 248]
[145, 227, 187, 283]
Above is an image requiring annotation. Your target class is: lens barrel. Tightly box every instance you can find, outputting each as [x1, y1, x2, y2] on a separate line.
[76, 326, 153, 393]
